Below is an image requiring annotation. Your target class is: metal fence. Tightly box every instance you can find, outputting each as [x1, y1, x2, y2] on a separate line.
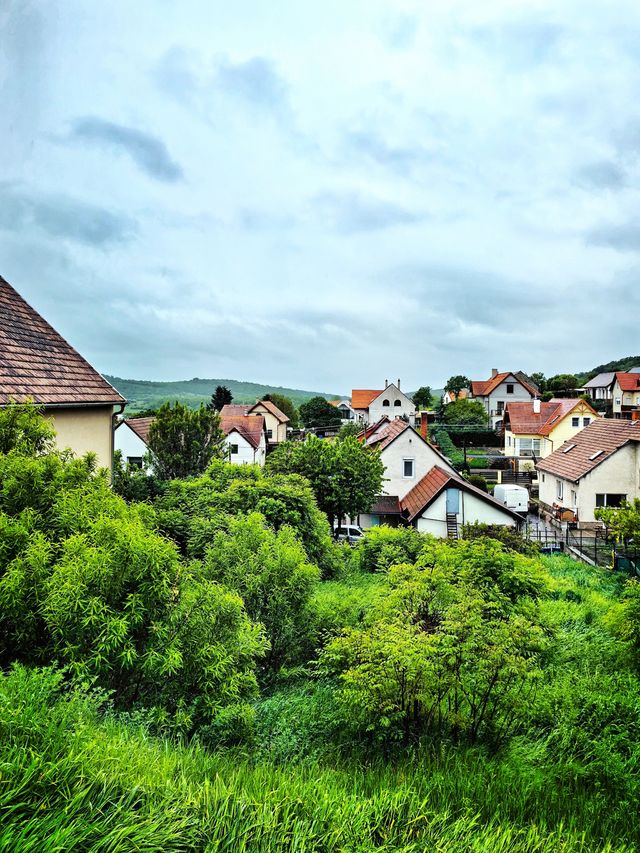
[525, 522, 639, 574]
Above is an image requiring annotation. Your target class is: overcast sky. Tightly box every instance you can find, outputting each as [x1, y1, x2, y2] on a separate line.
[1, 0, 639, 392]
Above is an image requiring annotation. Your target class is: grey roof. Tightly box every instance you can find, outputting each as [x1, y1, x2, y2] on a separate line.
[581, 372, 616, 389]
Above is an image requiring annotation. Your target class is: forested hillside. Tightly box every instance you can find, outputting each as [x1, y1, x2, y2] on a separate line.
[576, 355, 640, 385]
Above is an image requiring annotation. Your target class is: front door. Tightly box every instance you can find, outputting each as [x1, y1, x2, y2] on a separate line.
[446, 488, 460, 514]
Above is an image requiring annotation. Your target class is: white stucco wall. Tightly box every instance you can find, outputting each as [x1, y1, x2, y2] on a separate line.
[367, 384, 416, 425]
[249, 406, 287, 443]
[415, 489, 517, 536]
[379, 430, 455, 499]
[114, 422, 150, 466]
[476, 375, 535, 428]
[538, 443, 640, 524]
[612, 381, 640, 415]
[223, 431, 266, 466]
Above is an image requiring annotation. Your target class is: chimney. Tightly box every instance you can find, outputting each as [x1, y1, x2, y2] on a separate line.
[533, 397, 541, 414]
[420, 412, 429, 441]
[397, 378, 401, 389]
[385, 379, 388, 388]
[491, 368, 498, 378]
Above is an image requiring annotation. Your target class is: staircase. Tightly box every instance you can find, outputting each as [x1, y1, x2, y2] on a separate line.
[446, 513, 459, 539]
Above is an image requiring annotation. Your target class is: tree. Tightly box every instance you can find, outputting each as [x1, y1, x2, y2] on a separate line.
[412, 387, 433, 409]
[266, 435, 385, 529]
[546, 374, 578, 393]
[147, 402, 225, 480]
[337, 422, 361, 440]
[529, 373, 546, 393]
[442, 398, 488, 427]
[264, 393, 299, 428]
[209, 385, 233, 411]
[595, 497, 640, 542]
[445, 375, 470, 395]
[0, 400, 55, 456]
[299, 397, 342, 429]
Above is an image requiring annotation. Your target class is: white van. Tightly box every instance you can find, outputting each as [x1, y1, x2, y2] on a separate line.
[493, 484, 529, 515]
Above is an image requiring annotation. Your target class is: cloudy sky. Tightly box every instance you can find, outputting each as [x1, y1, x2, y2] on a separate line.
[1, 0, 639, 392]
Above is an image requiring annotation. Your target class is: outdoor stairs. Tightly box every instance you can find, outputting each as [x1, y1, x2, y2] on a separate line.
[446, 513, 459, 539]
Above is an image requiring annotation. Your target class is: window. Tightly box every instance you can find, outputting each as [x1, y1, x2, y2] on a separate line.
[562, 444, 576, 453]
[506, 384, 514, 394]
[542, 473, 545, 483]
[230, 443, 239, 455]
[394, 399, 401, 407]
[571, 490, 577, 507]
[589, 450, 603, 461]
[382, 399, 390, 407]
[507, 435, 511, 446]
[595, 494, 626, 508]
[403, 458, 415, 478]
[266, 429, 273, 439]
[518, 438, 541, 456]
[556, 479, 564, 500]
[571, 417, 579, 427]
[583, 417, 591, 427]
[497, 400, 504, 413]
[127, 456, 143, 469]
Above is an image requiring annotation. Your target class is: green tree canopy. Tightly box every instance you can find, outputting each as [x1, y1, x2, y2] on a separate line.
[546, 374, 578, 393]
[0, 400, 56, 456]
[266, 435, 385, 528]
[445, 375, 471, 395]
[299, 396, 342, 429]
[412, 386, 433, 409]
[529, 372, 546, 393]
[147, 402, 225, 480]
[209, 385, 233, 411]
[442, 398, 488, 427]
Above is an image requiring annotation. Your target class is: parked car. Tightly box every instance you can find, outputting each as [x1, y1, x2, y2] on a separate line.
[334, 524, 364, 544]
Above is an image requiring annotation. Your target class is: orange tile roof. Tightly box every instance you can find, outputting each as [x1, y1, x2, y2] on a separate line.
[249, 399, 290, 423]
[220, 415, 265, 449]
[352, 389, 382, 409]
[0, 275, 125, 407]
[505, 399, 597, 436]
[122, 416, 154, 444]
[537, 419, 640, 482]
[220, 404, 251, 417]
[365, 418, 411, 450]
[471, 372, 538, 398]
[615, 372, 640, 392]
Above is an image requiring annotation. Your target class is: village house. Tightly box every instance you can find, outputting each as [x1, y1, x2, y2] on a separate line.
[114, 417, 153, 468]
[359, 419, 520, 537]
[329, 399, 357, 423]
[469, 370, 539, 430]
[351, 380, 416, 425]
[537, 419, 640, 527]
[612, 371, 640, 420]
[503, 398, 599, 468]
[220, 399, 289, 446]
[579, 371, 616, 405]
[442, 388, 469, 405]
[220, 414, 267, 466]
[0, 275, 125, 471]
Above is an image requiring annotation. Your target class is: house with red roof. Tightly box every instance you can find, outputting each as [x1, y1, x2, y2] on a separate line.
[114, 417, 153, 468]
[503, 398, 598, 468]
[359, 419, 520, 537]
[612, 371, 640, 419]
[351, 380, 416, 425]
[220, 414, 267, 466]
[0, 275, 126, 471]
[469, 369, 539, 430]
[220, 399, 289, 446]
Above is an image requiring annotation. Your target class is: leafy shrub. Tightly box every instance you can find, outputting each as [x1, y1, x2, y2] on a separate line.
[355, 525, 426, 573]
[463, 522, 540, 556]
[466, 474, 488, 492]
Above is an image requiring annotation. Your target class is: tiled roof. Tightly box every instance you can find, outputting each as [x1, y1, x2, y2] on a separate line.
[249, 399, 290, 423]
[220, 415, 265, 449]
[471, 372, 538, 398]
[0, 275, 125, 406]
[358, 417, 390, 442]
[220, 404, 251, 417]
[365, 418, 411, 450]
[400, 465, 521, 522]
[537, 419, 640, 483]
[615, 372, 640, 392]
[505, 399, 596, 436]
[123, 416, 154, 444]
[352, 389, 382, 410]
[369, 495, 402, 515]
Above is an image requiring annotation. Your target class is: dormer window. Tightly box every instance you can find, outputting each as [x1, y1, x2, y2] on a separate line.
[383, 399, 390, 407]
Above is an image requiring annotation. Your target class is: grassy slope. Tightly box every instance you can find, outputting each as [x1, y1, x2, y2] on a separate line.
[104, 375, 343, 412]
[2, 555, 637, 852]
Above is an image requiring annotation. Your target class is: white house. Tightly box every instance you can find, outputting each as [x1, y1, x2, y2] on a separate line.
[221, 400, 289, 446]
[351, 380, 416, 425]
[359, 419, 520, 536]
[579, 372, 616, 404]
[503, 398, 599, 467]
[537, 419, 640, 527]
[329, 399, 357, 423]
[220, 415, 267, 466]
[611, 371, 640, 420]
[470, 370, 539, 430]
[114, 417, 153, 468]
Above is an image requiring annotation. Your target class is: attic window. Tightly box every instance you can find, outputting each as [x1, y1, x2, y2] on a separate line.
[589, 450, 604, 461]
[394, 400, 401, 407]
[562, 444, 576, 453]
[383, 399, 390, 407]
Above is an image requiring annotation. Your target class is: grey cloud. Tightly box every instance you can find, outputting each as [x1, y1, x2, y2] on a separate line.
[69, 117, 184, 182]
[312, 191, 425, 233]
[468, 18, 564, 70]
[586, 222, 640, 252]
[0, 183, 135, 247]
[344, 131, 423, 175]
[215, 56, 289, 112]
[574, 160, 627, 190]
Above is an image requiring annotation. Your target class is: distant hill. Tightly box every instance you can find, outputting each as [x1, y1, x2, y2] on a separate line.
[575, 356, 640, 385]
[105, 376, 343, 413]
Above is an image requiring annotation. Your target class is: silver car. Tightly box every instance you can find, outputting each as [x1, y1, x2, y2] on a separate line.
[334, 524, 364, 545]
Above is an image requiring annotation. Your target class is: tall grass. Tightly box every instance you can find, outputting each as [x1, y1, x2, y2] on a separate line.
[0, 664, 635, 852]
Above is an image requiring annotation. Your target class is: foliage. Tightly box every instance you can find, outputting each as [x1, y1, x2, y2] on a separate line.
[0, 400, 56, 456]
[595, 497, 640, 542]
[466, 474, 488, 492]
[431, 427, 464, 467]
[263, 392, 299, 428]
[266, 435, 385, 528]
[204, 513, 320, 674]
[209, 385, 233, 411]
[546, 374, 578, 392]
[412, 386, 433, 409]
[529, 372, 546, 393]
[112, 450, 165, 502]
[445, 374, 471, 395]
[337, 421, 361, 439]
[442, 398, 488, 427]
[298, 395, 342, 428]
[322, 539, 550, 746]
[355, 525, 426, 573]
[147, 401, 225, 480]
[462, 523, 540, 556]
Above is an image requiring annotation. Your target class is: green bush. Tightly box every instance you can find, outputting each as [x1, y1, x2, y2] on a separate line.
[355, 525, 426, 573]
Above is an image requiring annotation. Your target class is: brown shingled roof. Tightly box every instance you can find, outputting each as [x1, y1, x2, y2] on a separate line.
[249, 399, 290, 423]
[220, 415, 265, 449]
[0, 275, 125, 407]
[122, 416, 154, 444]
[505, 399, 597, 436]
[471, 372, 538, 398]
[220, 404, 251, 417]
[365, 418, 411, 450]
[537, 419, 640, 483]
